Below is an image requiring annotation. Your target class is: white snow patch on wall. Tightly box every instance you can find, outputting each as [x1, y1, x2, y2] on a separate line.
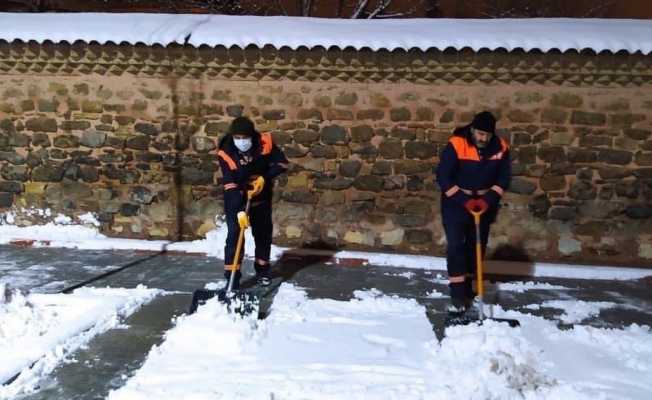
[0, 14, 651, 54]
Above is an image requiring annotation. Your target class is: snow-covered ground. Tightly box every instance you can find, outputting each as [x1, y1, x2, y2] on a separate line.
[0, 285, 161, 398]
[0, 213, 651, 399]
[524, 300, 619, 324]
[107, 284, 652, 400]
[1, 210, 651, 281]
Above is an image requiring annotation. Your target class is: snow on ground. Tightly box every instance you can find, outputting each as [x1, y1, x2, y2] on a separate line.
[108, 284, 652, 400]
[2, 211, 651, 281]
[383, 271, 416, 279]
[426, 273, 449, 285]
[424, 288, 446, 298]
[495, 281, 572, 293]
[0, 13, 651, 54]
[0, 285, 161, 398]
[524, 300, 618, 324]
[109, 285, 438, 400]
[495, 307, 652, 399]
[0, 264, 59, 291]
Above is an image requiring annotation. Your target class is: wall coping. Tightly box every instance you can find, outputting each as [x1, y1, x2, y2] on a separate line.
[0, 40, 651, 87]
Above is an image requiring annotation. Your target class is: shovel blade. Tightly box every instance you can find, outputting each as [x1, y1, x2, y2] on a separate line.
[492, 318, 520, 327]
[189, 288, 259, 316]
[445, 314, 520, 328]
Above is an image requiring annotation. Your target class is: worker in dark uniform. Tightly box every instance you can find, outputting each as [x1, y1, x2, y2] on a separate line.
[435, 111, 511, 315]
[217, 116, 289, 289]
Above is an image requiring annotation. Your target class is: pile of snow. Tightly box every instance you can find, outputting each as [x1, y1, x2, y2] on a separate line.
[0, 285, 161, 398]
[108, 284, 652, 399]
[0, 13, 651, 54]
[109, 286, 439, 399]
[496, 306, 652, 399]
[0, 209, 278, 259]
[0, 209, 107, 247]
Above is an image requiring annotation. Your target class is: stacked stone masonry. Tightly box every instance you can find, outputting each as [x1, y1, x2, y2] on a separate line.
[0, 42, 651, 265]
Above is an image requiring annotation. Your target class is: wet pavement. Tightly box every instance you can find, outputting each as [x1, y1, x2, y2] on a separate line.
[1, 244, 651, 399]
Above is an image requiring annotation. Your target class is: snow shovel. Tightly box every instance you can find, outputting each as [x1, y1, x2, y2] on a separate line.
[469, 206, 520, 327]
[444, 204, 520, 328]
[189, 192, 259, 316]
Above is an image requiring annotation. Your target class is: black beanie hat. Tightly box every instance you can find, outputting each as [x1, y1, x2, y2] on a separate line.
[472, 111, 496, 134]
[228, 116, 256, 137]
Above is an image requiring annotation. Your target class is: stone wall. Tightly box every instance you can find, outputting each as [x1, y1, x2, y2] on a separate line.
[0, 43, 651, 265]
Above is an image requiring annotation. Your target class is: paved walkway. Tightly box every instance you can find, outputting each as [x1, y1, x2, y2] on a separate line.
[1, 245, 651, 399]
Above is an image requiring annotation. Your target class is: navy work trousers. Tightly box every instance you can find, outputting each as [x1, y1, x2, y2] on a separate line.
[224, 200, 273, 269]
[441, 199, 496, 278]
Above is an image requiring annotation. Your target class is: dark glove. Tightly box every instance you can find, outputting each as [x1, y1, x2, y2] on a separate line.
[482, 190, 501, 208]
[449, 190, 471, 207]
[235, 158, 266, 185]
[464, 198, 489, 214]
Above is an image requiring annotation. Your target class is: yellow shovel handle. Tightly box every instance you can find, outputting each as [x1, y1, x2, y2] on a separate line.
[473, 214, 484, 297]
[227, 194, 253, 273]
[470, 210, 485, 312]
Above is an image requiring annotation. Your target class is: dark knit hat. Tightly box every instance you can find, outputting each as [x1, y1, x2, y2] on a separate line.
[228, 116, 256, 137]
[472, 111, 496, 134]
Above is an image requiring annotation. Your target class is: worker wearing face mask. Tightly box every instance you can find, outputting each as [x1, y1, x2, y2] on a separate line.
[217, 116, 289, 289]
[435, 111, 511, 316]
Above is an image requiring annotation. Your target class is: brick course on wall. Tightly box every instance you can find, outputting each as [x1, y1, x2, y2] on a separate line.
[0, 43, 651, 265]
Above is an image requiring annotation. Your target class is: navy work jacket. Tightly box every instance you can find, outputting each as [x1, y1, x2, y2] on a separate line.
[217, 132, 288, 211]
[436, 126, 511, 206]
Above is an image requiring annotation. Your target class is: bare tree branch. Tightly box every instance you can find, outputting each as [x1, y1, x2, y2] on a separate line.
[483, 0, 615, 18]
[302, 0, 313, 16]
[367, 0, 392, 19]
[351, 0, 369, 18]
[2, 0, 440, 18]
[374, 12, 407, 18]
[582, 0, 615, 17]
[335, 0, 344, 17]
[274, 0, 288, 15]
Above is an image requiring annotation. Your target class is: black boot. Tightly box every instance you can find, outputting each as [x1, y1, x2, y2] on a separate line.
[445, 281, 475, 327]
[447, 282, 468, 315]
[254, 263, 271, 286]
[464, 276, 476, 308]
[223, 270, 241, 290]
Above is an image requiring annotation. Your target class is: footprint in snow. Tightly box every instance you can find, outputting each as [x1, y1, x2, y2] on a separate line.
[362, 334, 406, 349]
[288, 333, 322, 344]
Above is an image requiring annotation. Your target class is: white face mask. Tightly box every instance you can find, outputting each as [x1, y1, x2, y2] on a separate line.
[233, 138, 252, 152]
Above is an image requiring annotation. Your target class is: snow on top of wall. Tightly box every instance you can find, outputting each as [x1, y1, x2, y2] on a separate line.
[0, 13, 650, 54]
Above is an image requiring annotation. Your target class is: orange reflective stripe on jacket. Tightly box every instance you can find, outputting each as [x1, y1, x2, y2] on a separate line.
[217, 150, 238, 170]
[488, 138, 510, 160]
[260, 132, 273, 155]
[449, 136, 479, 161]
[450, 136, 509, 161]
[500, 137, 509, 152]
